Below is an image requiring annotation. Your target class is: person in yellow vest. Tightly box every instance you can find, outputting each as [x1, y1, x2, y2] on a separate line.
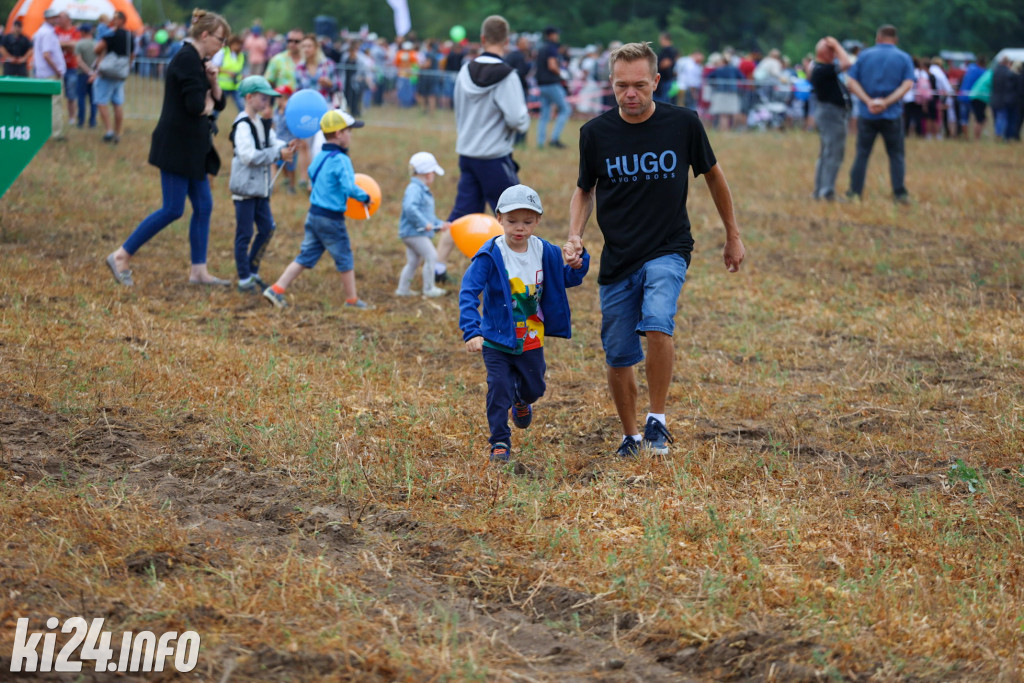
[219, 35, 246, 111]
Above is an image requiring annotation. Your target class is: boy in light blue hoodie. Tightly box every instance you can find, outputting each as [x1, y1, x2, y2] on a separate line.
[263, 110, 372, 310]
[459, 184, 589, 463]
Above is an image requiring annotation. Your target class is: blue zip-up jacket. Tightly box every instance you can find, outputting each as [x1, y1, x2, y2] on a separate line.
[459, 236, 590, 349]
[398, 177, 444, 238]
[308, 143, 369, 218]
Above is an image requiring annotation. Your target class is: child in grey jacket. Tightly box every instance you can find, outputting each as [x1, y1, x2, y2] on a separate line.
[395, 152, 451, 298]
[229, 75, 295, 292]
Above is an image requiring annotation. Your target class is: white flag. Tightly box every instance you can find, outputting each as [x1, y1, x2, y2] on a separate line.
[385, 0, 411, 37]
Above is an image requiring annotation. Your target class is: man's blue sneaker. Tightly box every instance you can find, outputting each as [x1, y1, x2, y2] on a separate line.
[616, 436, 641, 458]
[511, 402, 532, 429]
[642, 417, 673, 455]
[489, 443, 511, 462]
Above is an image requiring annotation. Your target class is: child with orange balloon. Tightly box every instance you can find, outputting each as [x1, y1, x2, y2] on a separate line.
[395, 152, 451, 298]
[262, 110, 374, 309]
[459, 184, 589, 465]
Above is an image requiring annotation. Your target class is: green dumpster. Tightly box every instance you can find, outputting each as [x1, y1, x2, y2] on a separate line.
[0, 77, 62, 199]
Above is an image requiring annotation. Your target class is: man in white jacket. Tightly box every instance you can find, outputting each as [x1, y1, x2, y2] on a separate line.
[434, 14, 529, 284]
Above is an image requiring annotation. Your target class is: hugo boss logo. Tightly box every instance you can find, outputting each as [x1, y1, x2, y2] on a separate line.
[605, 151, 678, 183]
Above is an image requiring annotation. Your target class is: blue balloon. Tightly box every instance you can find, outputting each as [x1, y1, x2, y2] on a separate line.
[285, 89, 329, 138]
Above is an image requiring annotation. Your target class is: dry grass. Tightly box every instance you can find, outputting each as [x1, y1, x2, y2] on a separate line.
[2, 107, 1023, 681]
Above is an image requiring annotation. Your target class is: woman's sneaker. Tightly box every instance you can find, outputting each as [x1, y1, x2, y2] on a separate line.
[422, 286, 447, 298]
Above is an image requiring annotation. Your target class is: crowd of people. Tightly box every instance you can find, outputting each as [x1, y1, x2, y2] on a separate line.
[5, 13, 1023, 145]
[4, 9, 1019, 463]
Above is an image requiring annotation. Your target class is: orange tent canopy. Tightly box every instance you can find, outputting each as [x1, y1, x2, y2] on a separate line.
[7, 0, 144, 37]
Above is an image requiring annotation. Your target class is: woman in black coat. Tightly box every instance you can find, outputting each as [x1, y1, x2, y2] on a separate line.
[106, 9, 231, 286]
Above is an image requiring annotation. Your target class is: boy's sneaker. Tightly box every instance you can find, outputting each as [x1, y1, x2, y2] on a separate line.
[434, 271, 449, 285]
[345, 299, 375, 310]
[252, 274, 267, 289]
[641, 417, 674, 456]
[422, 286, 447, 298]
[616, 437, 641, 458]
[263, 286, 287, 308]
[238, 278, 258, 293]
[511, 402, 532, 429]
[489, 443, 511, 462]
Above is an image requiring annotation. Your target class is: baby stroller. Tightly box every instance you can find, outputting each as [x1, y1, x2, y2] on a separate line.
[747, 83, 789, 130]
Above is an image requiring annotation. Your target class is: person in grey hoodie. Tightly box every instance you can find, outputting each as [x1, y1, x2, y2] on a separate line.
[434, 14, 530, 284]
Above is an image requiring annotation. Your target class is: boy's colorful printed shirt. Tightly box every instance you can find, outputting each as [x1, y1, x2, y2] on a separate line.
[485, 236, 545, 354]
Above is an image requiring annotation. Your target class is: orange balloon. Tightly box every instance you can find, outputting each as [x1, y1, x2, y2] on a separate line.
[451, 213, 503, 258]
[345, 173, 382, 220]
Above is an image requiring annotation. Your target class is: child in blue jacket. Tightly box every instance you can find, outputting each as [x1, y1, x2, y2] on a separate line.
[263, 110, 372, 309]
[459, 184, 590, 463]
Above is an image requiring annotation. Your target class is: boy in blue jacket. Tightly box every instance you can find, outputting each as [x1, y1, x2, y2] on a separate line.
[263, 110, 372, 309]
[459, 184, 589, 463]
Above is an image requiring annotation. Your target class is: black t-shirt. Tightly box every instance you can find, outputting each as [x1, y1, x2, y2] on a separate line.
[2, 32, 32, 58]
[103, 29, 132, 57]
[577, 103, 716, 284]
[535, 40, 561, 85]
[810, 61, 848, 108]
[656, 46, 678, 95]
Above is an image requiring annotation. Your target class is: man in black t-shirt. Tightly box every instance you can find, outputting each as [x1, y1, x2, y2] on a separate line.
[1, 20, 33, 76]
[654, 32, 678, 103]
[534, 27, 569, 149]
[564, 41, 745, 458]
[810, 36, 852, 200]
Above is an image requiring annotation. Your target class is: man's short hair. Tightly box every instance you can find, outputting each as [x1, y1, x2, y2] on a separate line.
[877, 25, 898, 40]
[481, 15, 509, 46]
[609, 41, 657, 77]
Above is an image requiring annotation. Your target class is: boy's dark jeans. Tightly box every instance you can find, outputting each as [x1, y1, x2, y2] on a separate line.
[234, 197, 275, 280]
[482, 346, 546, 447]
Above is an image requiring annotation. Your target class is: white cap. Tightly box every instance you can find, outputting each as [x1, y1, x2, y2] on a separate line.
[402, 41, 413, 50]
[496, 184, 543, 215]
[44, 8, 60, 18]
[409, 151, 444, 176]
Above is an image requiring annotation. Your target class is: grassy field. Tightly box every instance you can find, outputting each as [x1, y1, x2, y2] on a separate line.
[2, 107, 1023, 681]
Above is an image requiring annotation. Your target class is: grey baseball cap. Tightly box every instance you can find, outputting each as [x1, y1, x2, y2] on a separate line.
[496, 184, 543, 215]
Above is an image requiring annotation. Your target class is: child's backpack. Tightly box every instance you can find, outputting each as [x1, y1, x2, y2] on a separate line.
[229, 116, 273, 151]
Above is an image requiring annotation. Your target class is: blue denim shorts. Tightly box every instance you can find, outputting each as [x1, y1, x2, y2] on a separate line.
[93, 77, 125, 106]
[296, 212, 353, 272]
[599, 253, 688, 367]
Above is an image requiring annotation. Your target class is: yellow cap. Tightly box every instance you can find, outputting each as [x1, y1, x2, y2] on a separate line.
[320, 110, 364, 134]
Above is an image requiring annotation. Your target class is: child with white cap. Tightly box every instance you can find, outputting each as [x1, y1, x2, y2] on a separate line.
[458, 184, 590, 465]
[395, 152, 451, 298]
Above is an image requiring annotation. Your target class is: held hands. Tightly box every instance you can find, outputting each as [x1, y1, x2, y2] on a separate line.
[439, 221, 451, 232]
[563, 235, 584, 269]
[465, 336, 483, 353]
[724, 235, 745, 273]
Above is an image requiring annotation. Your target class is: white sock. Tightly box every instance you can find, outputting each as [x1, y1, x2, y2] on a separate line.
[238, 275, 254, 285]
[646, 413, 666, 426]
[624, 434, 641, 442]
[434, 263, 447, 275]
